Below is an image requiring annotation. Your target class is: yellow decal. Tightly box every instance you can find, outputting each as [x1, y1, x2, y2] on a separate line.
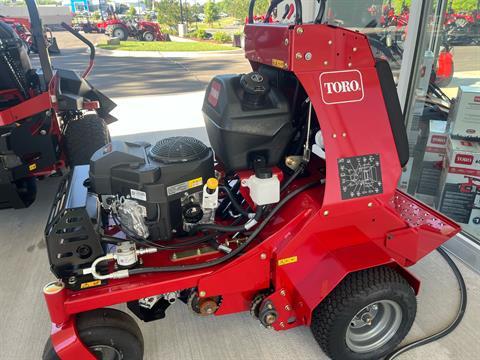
[272, 59, 285, 69]
[80, 280, 102, 289]
[29, 163, 37, 171]
[278, 256, 298, 266]
[188, 177, 203, 189]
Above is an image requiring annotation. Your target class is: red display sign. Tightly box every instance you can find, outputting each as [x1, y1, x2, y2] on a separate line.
[455, 154, 474, 165]
[431, 135, 447, 145]
[319, 70, 364, 105]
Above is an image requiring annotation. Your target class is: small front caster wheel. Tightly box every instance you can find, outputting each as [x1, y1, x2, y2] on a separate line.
[42, 308, 144, 360]
[311, 266, 417, 360]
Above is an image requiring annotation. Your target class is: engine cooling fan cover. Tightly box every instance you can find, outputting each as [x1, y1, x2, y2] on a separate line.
[149, 136, 209, 163]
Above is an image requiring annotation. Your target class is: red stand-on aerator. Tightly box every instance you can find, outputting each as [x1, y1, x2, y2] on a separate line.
[41, 1, 460, 360]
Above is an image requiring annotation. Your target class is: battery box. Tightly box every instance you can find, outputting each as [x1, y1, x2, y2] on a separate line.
[438, 136, 480, 226]
[448, 86, 480, 139]
[415, 120, 448, 205]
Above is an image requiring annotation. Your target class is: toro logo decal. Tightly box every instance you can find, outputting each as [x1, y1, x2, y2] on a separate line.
[208, 81, 222, 107]
[319, 70, 364, 105]
[431, 135, 447, 145]
[455, 154, 474, 165]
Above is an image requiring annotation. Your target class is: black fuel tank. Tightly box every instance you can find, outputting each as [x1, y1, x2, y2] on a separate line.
[202, 72, 294, 172]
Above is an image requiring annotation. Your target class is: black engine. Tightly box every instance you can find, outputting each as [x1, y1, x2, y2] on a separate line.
[89, 138, 214, 240]
[45, 70, 299, 280]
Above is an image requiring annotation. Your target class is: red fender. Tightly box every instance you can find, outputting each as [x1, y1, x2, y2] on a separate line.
[273, 241, 420, 329]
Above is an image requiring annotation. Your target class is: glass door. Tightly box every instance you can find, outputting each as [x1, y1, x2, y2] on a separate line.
[401, 0, 480, 242]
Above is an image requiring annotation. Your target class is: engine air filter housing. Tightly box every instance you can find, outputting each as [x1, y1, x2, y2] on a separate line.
[149, 136, 209, 163]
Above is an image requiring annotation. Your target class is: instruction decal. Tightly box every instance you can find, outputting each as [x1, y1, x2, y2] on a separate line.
[167, 177, 203, 196]
[278, 256, 298, 266]
[338, 154, 383, 200]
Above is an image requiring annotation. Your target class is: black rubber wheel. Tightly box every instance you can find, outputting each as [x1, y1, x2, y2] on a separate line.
[111, 26, 128, 41]
[311, 266, 416, 360]
[142, 31, 155, 41]
[64, 114, 110, 166]
[42, 308, 144, 360]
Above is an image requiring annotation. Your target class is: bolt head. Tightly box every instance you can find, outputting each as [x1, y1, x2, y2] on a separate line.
[323, 60, 329, 66]
[40, 130, 47, 135]
[280, 322, 285, 328]
[323, 210, 329, 216]
[348, 62, 353, 67]
[260, 253, 267, 260]
[342, 132, 347, 138]
[353, 47, 358, 52]
[284, 38, 289, 45]
[265, 314, 277, 325]
[295, 52, 303, 60]
[285, 305, 291, 311]
[332, 133, 337, 138]
[296, 27, 304, 34]
[328, 40, 333, 45]
[280, 289, 286, 296]
[305, 52, 312, 61]
[199, 291, 206, 297]
[368, 202, 373, 207]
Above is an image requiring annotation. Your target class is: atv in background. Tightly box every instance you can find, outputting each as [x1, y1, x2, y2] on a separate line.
[0, 15, 60, 54]
[0, 0, 117, 209]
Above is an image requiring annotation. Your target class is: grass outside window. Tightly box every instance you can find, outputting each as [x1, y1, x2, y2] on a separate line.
[98, 41, 235, 52]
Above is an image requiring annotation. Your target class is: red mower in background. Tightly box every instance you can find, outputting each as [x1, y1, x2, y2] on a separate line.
[0, 1, 116, 209]
[42, 1, 463, 360]
[0, 15, 60, 54]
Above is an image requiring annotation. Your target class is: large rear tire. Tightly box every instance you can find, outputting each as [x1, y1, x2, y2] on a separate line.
[64, 114, 110, 166]
[42, 308, 144, 360]
[311, 266, 417, 360]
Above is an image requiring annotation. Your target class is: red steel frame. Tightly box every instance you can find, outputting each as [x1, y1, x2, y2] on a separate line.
[44, 23, 461, 359]
[0, 73, 100, 178]
[0, 76, 66, 177]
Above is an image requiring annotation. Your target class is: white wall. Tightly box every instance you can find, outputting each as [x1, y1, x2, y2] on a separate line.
[0, 5, 73, 26]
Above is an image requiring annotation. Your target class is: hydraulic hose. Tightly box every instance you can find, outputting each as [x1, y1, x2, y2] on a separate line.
[188, 206, 264, 235]
[385, 246, 467, 359]
[314, 0, 327, 24]
[219, 185, 250, 217]
[102, 232, 217, 250]
[281, 162, 305, 192]
[128, 180, 318, 275]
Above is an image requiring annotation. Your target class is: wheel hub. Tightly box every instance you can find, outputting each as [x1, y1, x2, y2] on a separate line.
[89, 345, 122, 360]
[346, 300, 403, 353]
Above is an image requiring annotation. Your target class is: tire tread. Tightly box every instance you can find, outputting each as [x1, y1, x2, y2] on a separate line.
[64, 114, 110, 166]
[311, 266, 416, 360]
